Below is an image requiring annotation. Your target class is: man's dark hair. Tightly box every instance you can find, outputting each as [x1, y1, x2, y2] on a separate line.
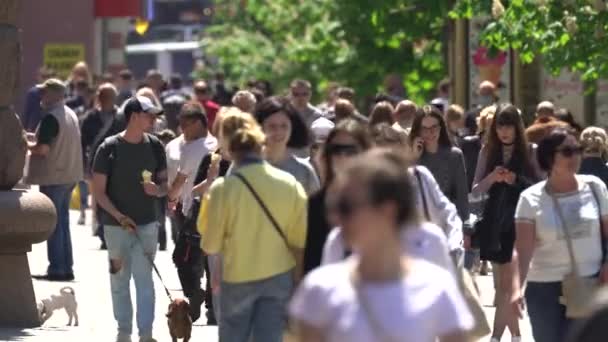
[337, 87, 355, 102]
[254, 96, 309, 148]
[119, 69, 133, 81]
[169, 73, 183, 90]
[179, 101, 208, 128]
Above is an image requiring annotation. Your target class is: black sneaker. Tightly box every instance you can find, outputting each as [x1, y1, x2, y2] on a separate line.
[32, 273, 74, 282]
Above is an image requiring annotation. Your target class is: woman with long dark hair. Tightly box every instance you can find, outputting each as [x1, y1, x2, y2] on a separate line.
[410, 105, 469, 222]
[472, 104, 543, 342]
[303, 119, 372, 275]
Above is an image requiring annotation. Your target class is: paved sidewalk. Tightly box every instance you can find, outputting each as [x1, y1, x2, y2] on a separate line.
[0, 209, 534, 341]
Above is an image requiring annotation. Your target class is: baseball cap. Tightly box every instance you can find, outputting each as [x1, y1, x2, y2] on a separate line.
[123, 96, 163, 117]
[36, 78, 66, 93]
[310, 117, 335, 143]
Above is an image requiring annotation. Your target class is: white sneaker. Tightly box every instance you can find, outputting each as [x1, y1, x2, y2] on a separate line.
[116, 333, 131, 342]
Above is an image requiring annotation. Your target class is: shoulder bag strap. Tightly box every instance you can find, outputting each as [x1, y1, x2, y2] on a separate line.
[233, 172, 289, 246]
[548, 186, 580, 275]
[587, 181, 606, 258]
[414, 168, 430, 221]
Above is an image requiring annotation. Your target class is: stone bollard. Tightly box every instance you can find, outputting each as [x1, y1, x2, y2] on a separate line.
[0, 189, 56, 327]
[0, 0, 58, 327]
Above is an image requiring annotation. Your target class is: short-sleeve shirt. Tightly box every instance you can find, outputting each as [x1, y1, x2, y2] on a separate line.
[289, 259, 474, 342]
[177, 135, 218, 215]
[93, 133, 167, 226]
[515, 175, 608, 282]
[271, 155, 320, 195]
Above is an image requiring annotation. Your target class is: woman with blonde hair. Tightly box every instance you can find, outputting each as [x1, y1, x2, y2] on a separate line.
[199, 109, 307, 341]
[579, 126, 608, 187]
[66, 61, 92, 98]
[135, 87, 166, 132]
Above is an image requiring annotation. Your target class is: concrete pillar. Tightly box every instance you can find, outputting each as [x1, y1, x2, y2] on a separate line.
[0, 0, 57, 327]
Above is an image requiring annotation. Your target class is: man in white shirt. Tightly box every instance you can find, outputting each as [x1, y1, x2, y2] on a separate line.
[167, 102, 217, 217]
[166, 101, 218, 322]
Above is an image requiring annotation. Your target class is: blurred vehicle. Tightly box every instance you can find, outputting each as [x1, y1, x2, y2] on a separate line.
[126, 24, 203, 80]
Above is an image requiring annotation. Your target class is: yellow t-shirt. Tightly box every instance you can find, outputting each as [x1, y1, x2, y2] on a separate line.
[198, 162, 307, 283]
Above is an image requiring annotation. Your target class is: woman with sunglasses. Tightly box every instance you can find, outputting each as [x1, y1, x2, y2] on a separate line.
[410, 105, 470, 223]
[471, 104, 542, 342]
[508, 128, 608, 342]
[255, 96, 320, 195]
[290, 149, 473, 342]
[303, 119, 372, 275]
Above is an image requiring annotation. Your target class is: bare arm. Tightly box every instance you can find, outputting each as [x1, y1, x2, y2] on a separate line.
[92, 172, 123, 220]
[296, 321, 324, 342]
[167, 172, 187, 201]
[192, 179, 212, 197]
[28, 142, 50, 156]
[439, 331, 467, 342]
[515, 221, 536, 287]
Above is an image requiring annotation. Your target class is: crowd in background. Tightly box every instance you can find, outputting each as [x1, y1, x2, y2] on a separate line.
[18, 59, 608, 342]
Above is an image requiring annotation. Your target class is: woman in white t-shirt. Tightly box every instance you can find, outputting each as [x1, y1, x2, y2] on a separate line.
[510, 128, 608, 342]
[289, 149, 473, 342]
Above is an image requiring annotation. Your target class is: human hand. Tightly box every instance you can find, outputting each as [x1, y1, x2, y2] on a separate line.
[208, 160, 220, 182]
[503, 171, 516, 185]
[463, 235, 471, 250]
[510, 293, 525, 319]
[491, 166, 507, 183]
[142, 181, 160, 197]
[117, 215, 137, 233]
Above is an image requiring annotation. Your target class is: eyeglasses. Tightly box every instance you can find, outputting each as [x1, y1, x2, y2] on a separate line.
[556, 145, 583, 158]
[326, 143, 360, 157]
[421, 124, 440, 133]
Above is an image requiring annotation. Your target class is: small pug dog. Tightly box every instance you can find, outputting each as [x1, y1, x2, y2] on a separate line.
[167, 298, 192, 342]
[37, 286, 79, 326]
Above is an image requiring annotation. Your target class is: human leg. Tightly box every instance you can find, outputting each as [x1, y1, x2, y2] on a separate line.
[104, 225, 135, 336]
[131, 223, 158, 339]
[40, 184, 74, 276]
[220, 280, 258, 342]
[250, 271, 293, 342]
[525, 281, 569, 342]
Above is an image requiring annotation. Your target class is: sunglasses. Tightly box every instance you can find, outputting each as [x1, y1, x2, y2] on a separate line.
[328, 196, 368, 218]
[326, 143, 360, 157]
[556, 145, 583, 157]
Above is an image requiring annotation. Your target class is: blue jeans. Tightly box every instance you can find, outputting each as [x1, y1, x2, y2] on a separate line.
[525, 281, 574, 342]
[78, 180, 88, 209]
[104, 223, 158, 338]
[40, 183, 75, 276]
[220, 270, 293, 342]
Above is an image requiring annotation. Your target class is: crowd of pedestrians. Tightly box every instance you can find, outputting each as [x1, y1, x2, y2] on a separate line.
[18, 59, 608, 342]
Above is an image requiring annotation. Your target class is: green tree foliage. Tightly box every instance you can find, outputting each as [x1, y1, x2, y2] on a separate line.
[452, 0, 608, 84]
[201, 0, 453, 104]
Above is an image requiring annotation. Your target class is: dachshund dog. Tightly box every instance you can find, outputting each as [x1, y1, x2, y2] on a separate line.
[167, 298, 192, 342]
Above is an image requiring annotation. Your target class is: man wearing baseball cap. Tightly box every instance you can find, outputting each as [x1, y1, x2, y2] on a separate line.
[26, 78, 83, 282]
[92, 96, 167, 342]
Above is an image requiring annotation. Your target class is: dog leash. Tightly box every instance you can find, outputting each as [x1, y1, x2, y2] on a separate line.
[134, 232, 174, 302]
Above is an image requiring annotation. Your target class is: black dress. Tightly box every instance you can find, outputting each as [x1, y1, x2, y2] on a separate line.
[477, 148, 537, 264]
[303, 187, 330, 275]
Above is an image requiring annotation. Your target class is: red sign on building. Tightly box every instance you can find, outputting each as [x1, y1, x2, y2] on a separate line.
[94, 0, 140, 17]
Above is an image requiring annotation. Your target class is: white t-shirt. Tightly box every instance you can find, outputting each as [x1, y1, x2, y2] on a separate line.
[165, 134, 185, 186]
[321, 222, 454, 274]
[178, 135, 218, 216]
[289, 258, 474, 342]
[515, 175, 608, 282]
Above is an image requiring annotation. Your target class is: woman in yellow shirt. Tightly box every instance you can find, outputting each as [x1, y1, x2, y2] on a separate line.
[198, 108, 307, 342]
